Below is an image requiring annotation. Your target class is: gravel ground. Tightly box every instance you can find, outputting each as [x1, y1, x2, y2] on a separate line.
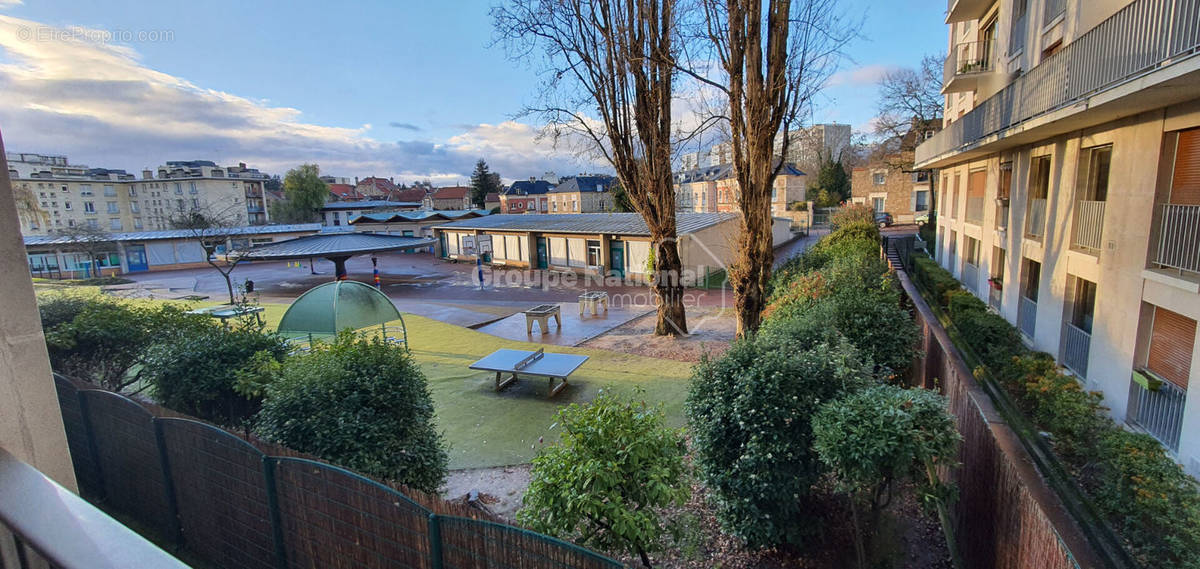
[576, 306, 737, 362]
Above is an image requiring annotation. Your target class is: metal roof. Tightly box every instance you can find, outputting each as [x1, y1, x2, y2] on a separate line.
[23, 223, 323, 247]
[237, 232, 435, 260]
[348, 209, 490, 224]
[277, 280, 402, 337]
[319, 200, 422, 211]
[432, 212, 737, 236]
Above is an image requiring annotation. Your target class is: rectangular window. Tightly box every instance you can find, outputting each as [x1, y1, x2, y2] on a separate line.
[129, 187, 138, 197]
[1070, 278, 1097, 333]
[1146, 306, 1196, 389]
[80, 185, 93, 196]
[1026, 156, 1052, 238]
[83, 201, 95, 213]
[103, 185, 116, 197]
[964, 236, 980, 266]
[1169, 127, 1200, 205]
[130, 202, 140, 213]
[189, 182, 198, 194]
[966, 169, 986, 224]
[915, 190, 929, 211]
[1022, 258, 1041, 301]
[587, 240, 602, 267]
[873, 172, 886, 185]
[175, 183, 183, 195]
[872, 197, 885, 212]
[107, 201, 119, 214]
[109, 218, 122, 230]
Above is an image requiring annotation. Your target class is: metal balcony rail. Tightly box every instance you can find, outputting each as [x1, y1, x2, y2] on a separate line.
[1153, 203, 1200, 274]
[962, 262, 981, 293]
[919, 0, 1200, 165]
[1128, 373, 1186, 451]
[1025, 198, 1047, 239]
[1019, 295, 1038, 338]
[1044, 0, 1067, 26]
[988, 282, 1003, 310]
[966, 196, 986, 224]
[1060, 322, 1091, 378]
[944, 40, 997, 85]
[0, 447, 187, 569]
[1072, 200, 1106, 251]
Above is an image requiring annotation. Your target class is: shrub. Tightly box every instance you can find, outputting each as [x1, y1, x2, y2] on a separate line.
[687, 336, 872, 548]
[519, 391, 688, 567]
[831, 204, 875, 229]
[144, 325, 289, 426]
[817, 288, 920, 378]
[910, 252, 960, 307]
[256, 332, 447, 492]
[38, 292, 102, 332]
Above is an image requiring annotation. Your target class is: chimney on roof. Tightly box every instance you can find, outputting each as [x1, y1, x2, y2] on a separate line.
[354, 176, 359, 184]
[239, 162, 246, 169]
[529, 177, 536, 182]
[390, 177, 394, 184]
[142, 169, 152, 179]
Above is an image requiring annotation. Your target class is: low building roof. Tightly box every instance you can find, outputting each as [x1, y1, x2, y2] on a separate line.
[433, 212, 737, 236]
[550, 175, 615, 194]
[320, 200, 422, 211]
[23, 223, 323, 246]
[237, 232, 435, 260]
[347, 209, 490, 224]
[432, 186, 469, 200]
[503, 180, 555, 195]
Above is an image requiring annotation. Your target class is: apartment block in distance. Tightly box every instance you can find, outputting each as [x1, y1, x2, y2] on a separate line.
[917, 0, 1200, 474]
[674, 162, 807, 216]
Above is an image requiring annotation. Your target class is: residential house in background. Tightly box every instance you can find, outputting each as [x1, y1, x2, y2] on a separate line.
[499, 178, 555, 213]
[327, 183, 365, 202]
[546, 175, 615, 214]
[851, 122, 941, 223]
[918, 0, 1200, 474]
[319, 199, 421, 227]
[424, 186, 471, 210]
[484, 192, 501, 211]
[354, 176, 399, 199]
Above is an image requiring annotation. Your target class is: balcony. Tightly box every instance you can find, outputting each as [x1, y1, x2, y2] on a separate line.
[946, 0, 994, 23]
[1128, 372, 1186, 451]
[943, 40, 996, 93]
[1071, 200, 1106, 252]
[1153, 203, 1200, 274]
[1025, 198, 1047, 240]
[1018, 296, 1037, 338]
[917, 0, 1200, 169]
[1060, 322, 1091, 378]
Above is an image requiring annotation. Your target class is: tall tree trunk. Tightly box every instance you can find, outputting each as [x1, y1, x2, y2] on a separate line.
[653, 238, 688, 335]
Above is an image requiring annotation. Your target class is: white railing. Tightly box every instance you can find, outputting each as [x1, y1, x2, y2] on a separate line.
[1044, 0, 1067, 26]
[988, 283, 1002, 311]
[966, 196, 986, 225]
[1019, 296, 1037, 338]
[944, 40, 996, 86]
[962, 262, 980, 292]
[1072, 200, 1106, 251]
[1154, 203, 1200, 274]
[1128, 374, 1187, 451]
[918, 0, 1200, 165]
[1025, 198, 1047, 239]
[1060, 322, 1091, 378]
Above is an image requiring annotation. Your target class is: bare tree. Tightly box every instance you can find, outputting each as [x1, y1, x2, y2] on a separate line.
[874, 53, 944, 148]
[59, 224, 115, 278]
[493, 0, 689, 336]
[169, 205, 246, 305]
[681, 0, 855, 336]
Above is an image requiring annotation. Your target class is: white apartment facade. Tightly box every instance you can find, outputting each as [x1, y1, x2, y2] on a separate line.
[679, 123, 852, 173]
[918, 0, 1200, 474]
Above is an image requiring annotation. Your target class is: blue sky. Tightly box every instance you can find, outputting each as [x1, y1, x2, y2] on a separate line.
[0, 0, 946, 183]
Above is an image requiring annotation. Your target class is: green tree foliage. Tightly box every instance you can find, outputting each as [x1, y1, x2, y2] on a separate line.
[813, 384, 961, 568]
[609, 180, 636, 212]
[143, 325, 289, 427]
[269, 163, 328, 223]
[519, 391, 688, 568]
[687, 336, 873, 549]
[255, 332, 447, 492]
[40, 294, 211, 391]
[469, 159, 503, 208]
[808, 158, 851, 204]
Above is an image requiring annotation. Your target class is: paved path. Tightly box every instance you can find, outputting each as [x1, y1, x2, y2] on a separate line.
[773, 228, 827, 268]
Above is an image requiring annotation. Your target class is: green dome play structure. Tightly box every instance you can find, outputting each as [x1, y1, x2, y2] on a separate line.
[277, 280, 407, 350]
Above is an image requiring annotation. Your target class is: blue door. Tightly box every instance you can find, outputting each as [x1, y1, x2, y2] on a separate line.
[126, 244, 149, 272]
[609, 240, 624, 278]
[536, 238, 548, 269]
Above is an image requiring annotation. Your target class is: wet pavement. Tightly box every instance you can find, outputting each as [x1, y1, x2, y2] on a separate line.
[474, 302, 652, 346]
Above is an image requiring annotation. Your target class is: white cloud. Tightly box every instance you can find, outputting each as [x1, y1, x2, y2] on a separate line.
[0, 15, 593, 183]
[0, 0, 22, 8]
[825, 64, 898, 88]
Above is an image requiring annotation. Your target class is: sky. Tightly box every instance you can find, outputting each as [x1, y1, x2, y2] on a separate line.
[0, 0, 947, 184]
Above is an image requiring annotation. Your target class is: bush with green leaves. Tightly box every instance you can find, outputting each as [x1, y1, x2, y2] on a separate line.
[910, 252, 961, 306]
[519, 391, 688, 568]
[41, 294, 212, 390]
[813, 384, 961, 568]
[255, 332, 447, 492]
[830, 204, 875, 229]
[143, 325, 289, 426]
[687, 336, 873, 548]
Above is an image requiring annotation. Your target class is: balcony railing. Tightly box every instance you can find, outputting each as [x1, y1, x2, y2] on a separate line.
[1019, 296, 1038, 338]
[1025, 198, 1047, 239]
[1128, 373, 1187, 451]
[1044, 0, 1067, 26]
[918, 0, 1200, 166]
[966, 196, 986, 225]
[962, 262, 980, 292]
[1071, 200, 1106, 252]
[944, 40, 996, 91]
[988, 281, 1002, 310]
[1153, 203, 1200, 274]
[1060, 322, 1091, 378]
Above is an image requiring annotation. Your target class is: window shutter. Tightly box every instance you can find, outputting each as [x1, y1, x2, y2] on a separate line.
[1147, 306, 1196, 389]
[1171, 128, 1200, 205]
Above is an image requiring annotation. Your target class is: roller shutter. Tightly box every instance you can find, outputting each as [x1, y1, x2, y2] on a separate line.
[1147, 306, 1196, 389]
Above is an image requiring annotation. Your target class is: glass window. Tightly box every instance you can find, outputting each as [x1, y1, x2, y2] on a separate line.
[107, 201, 119, 214]
[83, 201, 95, 213]
[587, 240, 602, 266]
[103, 185, 116, 196]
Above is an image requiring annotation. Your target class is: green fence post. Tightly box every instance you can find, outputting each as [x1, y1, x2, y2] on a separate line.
[152, 418, 185, 549]
[428, 513, 443, 569]
[262, 457, 288, 569]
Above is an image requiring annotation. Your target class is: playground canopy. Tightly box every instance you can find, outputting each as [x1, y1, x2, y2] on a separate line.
[237, 232, 435, 278]
[277, 280, 404, 342]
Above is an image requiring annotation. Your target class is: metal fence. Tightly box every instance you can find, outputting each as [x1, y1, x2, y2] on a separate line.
[53, 376, 624, 569]
[1019, 296, 1038, 338]
[1072, 200, 1107, 252]
[944, 40, 997, 86]
[918, 0, 1200, 165]
[1060, 322, 1092, 379]
[1154, 203, 1200, 274]
[1127, 375, 1187, 451]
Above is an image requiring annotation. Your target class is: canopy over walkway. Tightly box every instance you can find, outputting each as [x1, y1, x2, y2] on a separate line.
[238, 232, 435, 279]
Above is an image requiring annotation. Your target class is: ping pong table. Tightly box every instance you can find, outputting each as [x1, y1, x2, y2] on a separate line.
[468, 348, 588, 398]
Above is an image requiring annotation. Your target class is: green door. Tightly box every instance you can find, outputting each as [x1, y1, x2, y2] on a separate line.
[536, 238, 548, 269]
[609, 240, 624, 278]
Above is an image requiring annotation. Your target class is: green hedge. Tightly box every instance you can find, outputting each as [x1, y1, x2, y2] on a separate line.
[909, 250, 1200, 568]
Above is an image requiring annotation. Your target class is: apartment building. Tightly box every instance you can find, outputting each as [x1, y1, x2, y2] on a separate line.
[499, 178, 555, 213]
[674, 162, 807, 216]
[681, 123, 852, 175]
[851, 166, 932, 223]
[152, 160, 272, 226]
[918, 0, 1200, 474]
[546, 175, 615, 214]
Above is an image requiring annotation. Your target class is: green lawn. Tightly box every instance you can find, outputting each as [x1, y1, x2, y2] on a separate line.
[39, 288, 696, 470]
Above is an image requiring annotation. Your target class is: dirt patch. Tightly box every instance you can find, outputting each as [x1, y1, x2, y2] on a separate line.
[577, 307, 736, 362]
[441, 464, 531, 521]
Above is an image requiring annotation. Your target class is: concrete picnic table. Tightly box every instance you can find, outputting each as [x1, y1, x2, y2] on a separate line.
[524, 304, 562, 334]
[578, 291, 609, 316]
[187, 305, 265, 328]
[469, 348, 588, 398]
